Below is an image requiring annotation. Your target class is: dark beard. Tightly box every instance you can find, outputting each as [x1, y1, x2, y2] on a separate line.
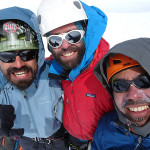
[5, 65, 37, 91]
[52, 43, 86, 70]
[122, 99, 150, 126]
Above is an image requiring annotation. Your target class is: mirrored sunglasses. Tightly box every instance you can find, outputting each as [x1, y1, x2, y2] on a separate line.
[112, 75, 150, 93]
[47, 29, 85, 48]
[0, 50, 38, 63]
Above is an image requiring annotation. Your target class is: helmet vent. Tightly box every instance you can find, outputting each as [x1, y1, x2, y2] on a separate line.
[113, 60, 121, 64]
[73, 1, 81, 9]
[0, 34, 7, 42]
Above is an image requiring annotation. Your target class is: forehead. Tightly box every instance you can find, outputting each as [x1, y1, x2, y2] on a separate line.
[50, 23, 77, 34]
[114, 66, 147, 80]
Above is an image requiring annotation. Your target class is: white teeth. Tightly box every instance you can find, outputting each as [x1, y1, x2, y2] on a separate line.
[129, 105, 149, 112]
[14, 71, 26, 76]
[63, 52, 74, 57]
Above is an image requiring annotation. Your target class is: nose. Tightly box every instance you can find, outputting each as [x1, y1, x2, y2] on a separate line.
[13, 56, 25, 68]
[60, 39, 72, 49]
[124, 84, 144, 101]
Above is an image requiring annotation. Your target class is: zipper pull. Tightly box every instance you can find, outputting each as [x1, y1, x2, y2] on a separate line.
[22, 91, 27, 98]
[71, 83, 73, 93]
[134, 136, 142, 150]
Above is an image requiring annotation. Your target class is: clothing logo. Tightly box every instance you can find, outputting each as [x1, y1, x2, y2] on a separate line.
[3, 21, 17, 33]
[86, 93, 96, 98]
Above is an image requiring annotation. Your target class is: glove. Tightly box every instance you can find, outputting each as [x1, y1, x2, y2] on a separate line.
[0, 104, 24, 136]
[19, 136, 50, 150]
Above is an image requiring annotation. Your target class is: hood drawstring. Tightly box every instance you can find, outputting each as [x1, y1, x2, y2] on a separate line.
[125, 122, 132, 137]
[126, 122, 144, 150]
[22, 91, 27, 98]
[125, 125, 145, 150]
[125, 120, 138, 136]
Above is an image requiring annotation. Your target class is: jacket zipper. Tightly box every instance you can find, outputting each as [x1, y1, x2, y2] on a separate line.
[22, 91, 40, 137]
[134, 136, 145, 150]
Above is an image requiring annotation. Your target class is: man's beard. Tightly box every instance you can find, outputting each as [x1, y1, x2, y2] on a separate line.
[122, 98, 150, 126]
[52, 43, 86, 70]
[4, 65, 37, 91]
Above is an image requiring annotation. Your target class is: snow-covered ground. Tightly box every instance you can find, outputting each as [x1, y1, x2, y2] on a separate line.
[0, 0, 150, 56]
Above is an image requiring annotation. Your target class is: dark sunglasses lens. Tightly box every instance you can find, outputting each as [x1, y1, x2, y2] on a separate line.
[134, 76, 150, 89]
[0, 52, 16, 63]
[49, 36, 62, 48]
[20, 50, 38, 61]
[66, 31, 81, 44]
[112, 80, 129, 93]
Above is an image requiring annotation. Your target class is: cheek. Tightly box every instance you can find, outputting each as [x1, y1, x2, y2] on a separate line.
[33, 61, 38, 71]
[143, 89, 150, 97]
[27, 60, 38, 71]
[51, 49, 60, 56]
[113, 92, 125, 111]
[0, 63, 10, 74]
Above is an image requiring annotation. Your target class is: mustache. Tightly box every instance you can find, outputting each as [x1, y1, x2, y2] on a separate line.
[61, 46, 78, 52]
[122, 98, 150, 108]
[7, 65, 32, 75]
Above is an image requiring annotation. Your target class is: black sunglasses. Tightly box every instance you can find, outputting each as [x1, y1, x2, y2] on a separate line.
[47, 29, 85, 48]
[112, 75, 150, 93]
[0, 50, 38, 63]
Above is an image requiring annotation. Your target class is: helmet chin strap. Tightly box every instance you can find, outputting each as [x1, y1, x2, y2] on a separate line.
[115, 103, 150, 137]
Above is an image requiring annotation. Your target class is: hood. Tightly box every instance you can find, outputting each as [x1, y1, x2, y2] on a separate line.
[0, 7, 45, 85]
[94, 38, 150, 137]
[49, 1, 107, 81]
[94, 38, 150, 95]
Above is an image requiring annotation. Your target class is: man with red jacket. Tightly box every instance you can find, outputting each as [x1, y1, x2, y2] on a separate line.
[37, 0, 114, 149]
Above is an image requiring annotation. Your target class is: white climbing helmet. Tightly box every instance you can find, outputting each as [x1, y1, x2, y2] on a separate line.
[37, 0, 88, 36]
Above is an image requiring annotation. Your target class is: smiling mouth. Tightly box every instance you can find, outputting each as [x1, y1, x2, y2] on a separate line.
[62, 52, 75, 57]
[128, 105, 149, 112]
[13, 71, 28, 77]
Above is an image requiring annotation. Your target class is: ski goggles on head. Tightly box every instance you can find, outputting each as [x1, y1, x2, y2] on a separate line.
[0, 49, 38, 63]
[112, 75, 150, 93]
[47, 29, 85, 48]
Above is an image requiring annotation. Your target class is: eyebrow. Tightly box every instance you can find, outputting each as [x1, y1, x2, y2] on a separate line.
[114, 73, 148, 81]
